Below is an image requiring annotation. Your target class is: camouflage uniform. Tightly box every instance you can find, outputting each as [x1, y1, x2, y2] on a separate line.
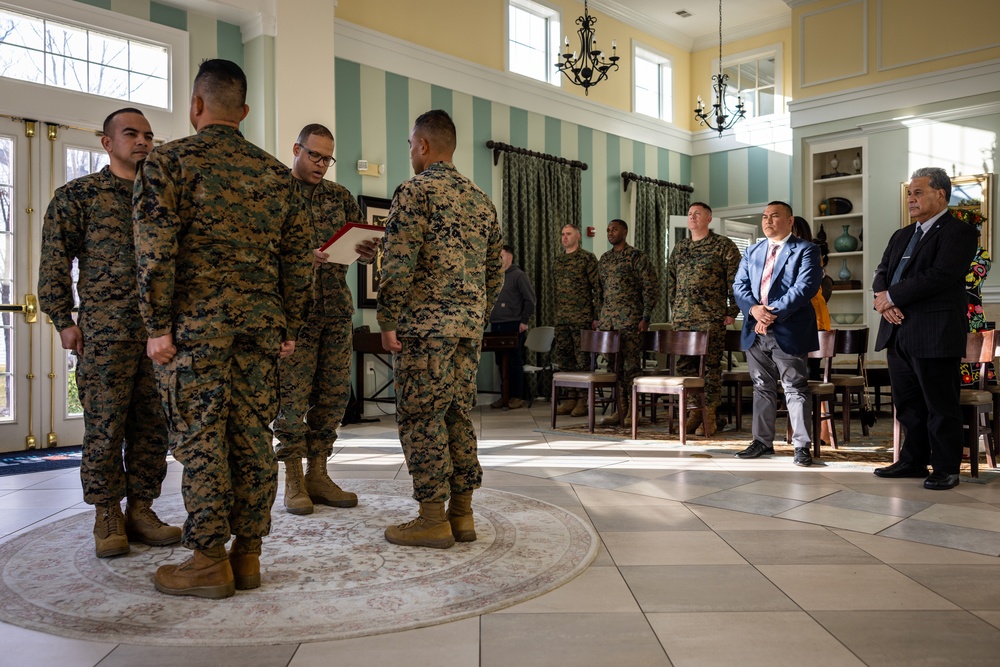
[553, 247, 601, 396]
[667, 231, 742, 408]
[598, 244, 659, 413]
[273, 179, 363, 461]
[37, 166, 168, 507]
[133, 124, 312, 550]
[377, 161, 503, 503]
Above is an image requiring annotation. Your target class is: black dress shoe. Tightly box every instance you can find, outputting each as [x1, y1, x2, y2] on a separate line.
[873, 460, 928, 478]
[923, 472, 960, 490]
[793, 448, 813, 467]
[735, 440, 775, 459]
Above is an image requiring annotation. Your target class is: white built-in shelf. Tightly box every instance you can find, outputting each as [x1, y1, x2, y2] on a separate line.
[813, 173, 863, 184]
[829, 289, 864, 294]
[816, 212, 863, 221]
[828, 250, 864, 258]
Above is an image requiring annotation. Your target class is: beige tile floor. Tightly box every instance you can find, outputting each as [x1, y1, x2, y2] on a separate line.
[2, 398, 1000, 667]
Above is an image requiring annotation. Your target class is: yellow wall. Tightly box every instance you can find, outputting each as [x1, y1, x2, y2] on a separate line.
[794, 0, 1000, 100]
[690, 28, 793, 117]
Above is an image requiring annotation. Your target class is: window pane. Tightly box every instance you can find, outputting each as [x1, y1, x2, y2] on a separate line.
[0, 10, 43, 50]
[45, 21, 87, 59]
[130, 73, 168, 108]
[660, 63, 672, 122]
[759, 57, 775, 87]
[0, 137, 12, 187]
[89, 63, 128, 99]
[89, 32, 128, 69]
[509, 5, 549, 82]
[45, 54, 87, 92]
[93, 152, 109, 172]
[0, 136, 12, 422]
[759, 87, 775, 116]
[65, 148, 93, 182]
[634, 56, 659, 117]
[130, 40, 167, 77]
[739, 61, 756, 89]
[723, 64, 739, 86]
[0, 43, 44, 84]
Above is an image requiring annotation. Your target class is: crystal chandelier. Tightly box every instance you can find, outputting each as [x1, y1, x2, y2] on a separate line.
[555, 1, 619, 95]
[693, 0, 746, 136]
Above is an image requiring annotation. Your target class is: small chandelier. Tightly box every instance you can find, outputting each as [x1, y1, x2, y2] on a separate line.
[694, 0, 746, 137]
[555, 1, 619, 95]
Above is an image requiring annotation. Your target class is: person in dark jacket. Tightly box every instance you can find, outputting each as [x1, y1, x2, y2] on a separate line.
[489, 245, 536, 409]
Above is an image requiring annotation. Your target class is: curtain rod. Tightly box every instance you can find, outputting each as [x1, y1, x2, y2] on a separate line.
[486, 140, 588, 171]
[621, 171, 693, 193]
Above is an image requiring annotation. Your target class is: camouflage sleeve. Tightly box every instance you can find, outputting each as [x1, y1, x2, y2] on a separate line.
[666, 244, 678, 310]
[278, 193, 314, 340]
[133, 151, 181, 338]
[37, 188, 83, 332]
[345, 190, 374, 267]
[638, 251, 660, 321]
[723, 239, 742, 319]
[586, 252, 601, 320]
[484, 206, 504, 327]
[377, 183, 423, 332]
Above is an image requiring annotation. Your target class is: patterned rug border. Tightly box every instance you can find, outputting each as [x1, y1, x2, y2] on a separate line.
[0, 480, 598, 646]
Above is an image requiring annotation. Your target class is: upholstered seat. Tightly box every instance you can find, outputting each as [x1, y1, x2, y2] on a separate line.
[630, 330, 709, 443]
[551, 330, 621, 433]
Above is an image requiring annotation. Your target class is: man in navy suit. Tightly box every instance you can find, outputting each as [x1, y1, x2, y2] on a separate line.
[872, 167, 978, 490]
[733, 201, 822, 466]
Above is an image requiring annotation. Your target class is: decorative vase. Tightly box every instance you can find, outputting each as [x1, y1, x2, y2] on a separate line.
[839, 259, 852, 281]
[817, 224, 827, 244]
[857, 230, 863, 251]
[833, 225, 858, 252]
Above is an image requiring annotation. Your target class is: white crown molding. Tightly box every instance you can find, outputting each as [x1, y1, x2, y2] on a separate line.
[588, 0, 694, 50]
[788, 58, 1000, 129]
[783, 0, 819, 7]
[240, 12, 276, 41]
[857, 101, 1000, 135]
[154, 0, 277, 38]
[333, 20, 693, 154]
[691, 15, 791, 52]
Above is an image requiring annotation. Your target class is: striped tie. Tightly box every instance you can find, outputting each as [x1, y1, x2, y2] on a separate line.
[890, 226, 923, 285]
[760, 243, 779, 305]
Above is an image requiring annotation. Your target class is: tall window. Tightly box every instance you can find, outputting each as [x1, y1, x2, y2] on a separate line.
[634, 46, 672, 122]
[722, 54, 777, 119]
[508, 0, 560, 85]
[0, 7, 170, 108]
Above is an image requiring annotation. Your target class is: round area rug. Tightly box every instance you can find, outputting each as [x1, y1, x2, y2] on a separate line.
[0, 480, 597, 646]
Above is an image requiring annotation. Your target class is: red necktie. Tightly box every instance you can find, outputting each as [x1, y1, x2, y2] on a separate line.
[760, 243, 779, 305]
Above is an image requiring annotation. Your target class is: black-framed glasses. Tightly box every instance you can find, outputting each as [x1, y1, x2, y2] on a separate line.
[296, 144, 336, 167]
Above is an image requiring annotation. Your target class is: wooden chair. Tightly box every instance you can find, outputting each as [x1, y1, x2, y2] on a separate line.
[630, 330, 709, 444]
[721, 329, 752, 431]
[830, 327, 870, 443]
[551, 330, 621, 433]
[522, 326, 555, 407]
[778, 329, 836, 458]
[892, 329, 998, 477]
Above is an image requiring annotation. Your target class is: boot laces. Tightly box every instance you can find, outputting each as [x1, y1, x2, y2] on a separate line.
[135, 504, 168, 528]
[100, 506, 125, 536]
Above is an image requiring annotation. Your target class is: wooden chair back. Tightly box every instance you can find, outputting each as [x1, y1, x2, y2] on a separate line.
[724, 329, 743, 369]
[834, 327, 869, 373]
[964, 329, 996, 389]
[807, 330, 837, 381]
[580, 329, 621, 373]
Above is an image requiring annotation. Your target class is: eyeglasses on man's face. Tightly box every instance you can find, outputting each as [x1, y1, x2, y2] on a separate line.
[296, 143, 336, 167]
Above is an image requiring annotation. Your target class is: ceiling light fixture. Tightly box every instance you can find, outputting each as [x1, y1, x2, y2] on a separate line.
[693, 0, 746, 137]
[555, 0, 619, 95]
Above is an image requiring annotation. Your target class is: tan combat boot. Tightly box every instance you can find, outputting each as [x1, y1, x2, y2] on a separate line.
[556, 399, 577, 415]
[154, 545, 235, 599]
[305, 456, 358, 508]
[447, 491, 476, 542]
[695, 406, 718, 437]
[283, 458, 314, 515]
[685, 409, 703, 435]
[93, 503, 129, 558]
[229, 536, 262, 590]
[570, 401, 589, 417]
[384, 501, 455, 549]
[600, 411, 620, 426]
[125, 498, 182, 546]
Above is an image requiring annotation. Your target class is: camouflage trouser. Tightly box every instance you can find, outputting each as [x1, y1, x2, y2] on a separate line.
[616, 327, 643, 414]
[553, 322, 591, 398]
[156, 330, 281, 551]
[76, 340, 169, 506]
[394, 336, 483, 503]
[273, 315, 352, 460]
[675, 320, 726, 409]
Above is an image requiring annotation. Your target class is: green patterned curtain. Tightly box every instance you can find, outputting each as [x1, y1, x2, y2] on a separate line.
[501, 151, 582, 328]
[633, 181, 669, 323]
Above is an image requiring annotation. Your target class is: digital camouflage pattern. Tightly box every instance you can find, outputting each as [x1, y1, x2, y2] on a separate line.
[598, 244, 660, 411]
[273, 177, 363, 460]
[378, 160, 503, 502]
[553, 247, 602, 391]
[38, 166, 168, 507]
[133, 123, 312, 548]
[667, 231, 742, 408]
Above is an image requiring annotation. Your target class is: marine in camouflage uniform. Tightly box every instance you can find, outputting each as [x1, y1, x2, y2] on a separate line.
[553, 224, 601, 415]
[598, 219, 659, 423]
[667, 202, 742, 435]
[134, 61, 312, 598]
[378, 110, 503, 549]
[37, 107, 179, 559]
[272, 124, 365, 515]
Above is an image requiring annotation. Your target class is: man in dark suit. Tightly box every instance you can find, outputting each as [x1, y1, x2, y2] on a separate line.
[733, 201, 822, 466]
[873, 167, 978, 490]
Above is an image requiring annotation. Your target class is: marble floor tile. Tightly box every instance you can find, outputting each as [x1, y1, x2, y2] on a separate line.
[602, 531, 747, 566]
[775, 502, 903, 533]
[813, 489, 932, 517]
[551, 469, 648, 490]
[973, 610, 1000, 631]
[734, 479, 843, 501]
[687, 505, 827, 531]
[687, 488, 806, 516]
[614, 478, 721, 502]
[496, 566, 641, 613]
[572, 485, 680, 507]
[832, 529, 1000, 564]
[718, 529, 881, 565]
[892, 564, 1000, 610]
[656, 469, 757, 489]
[98, 644, 298, 667]
[909, 502, 1000, 532]
[619, 564, 798, 612]
[878, 518, 1000, 556]
[0, 488, 84, 510]
[0, 622, 115, 667]
[584, 502, 707, 532]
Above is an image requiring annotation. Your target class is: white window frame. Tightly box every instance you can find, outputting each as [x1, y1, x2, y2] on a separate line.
[0, 0, 189, 141]
[507, 0, 561, 87]
[716, 44, 782, 120]
[632, 41, 672, 123]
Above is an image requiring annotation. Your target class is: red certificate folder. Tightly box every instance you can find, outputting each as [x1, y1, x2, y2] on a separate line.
[318, 222, 385, 265]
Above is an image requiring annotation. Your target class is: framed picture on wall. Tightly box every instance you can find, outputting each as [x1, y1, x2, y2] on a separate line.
[900, 173, 993, 256]
[356, 195, 391, 309]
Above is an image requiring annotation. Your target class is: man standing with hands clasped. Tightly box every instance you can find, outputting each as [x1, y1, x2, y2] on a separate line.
[872, 167, 977, 490]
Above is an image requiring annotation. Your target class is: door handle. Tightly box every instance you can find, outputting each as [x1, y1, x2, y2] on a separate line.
[0, 293, 39, 323]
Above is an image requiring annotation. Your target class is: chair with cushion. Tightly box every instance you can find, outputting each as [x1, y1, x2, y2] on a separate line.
[522, 326, 555, 407]
[721, 329, 751, 431]
[778, 329, 836, 457]
[551, 330, 621, 433]
[830, 327, 870, 443]
[630, 330, 709, 443]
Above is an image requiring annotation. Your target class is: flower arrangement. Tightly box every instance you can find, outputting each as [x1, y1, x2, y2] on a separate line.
[950, 205, 986, 228]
